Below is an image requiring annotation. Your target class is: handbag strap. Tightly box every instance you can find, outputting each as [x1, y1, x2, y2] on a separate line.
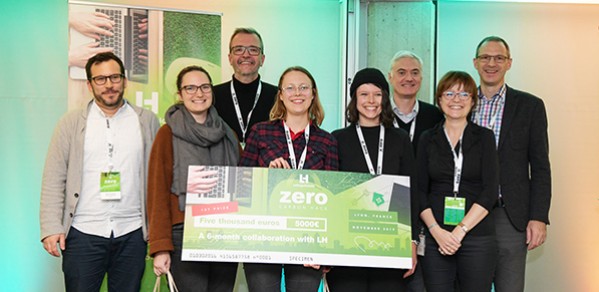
[152, 275, 161, 292]
[322, 273, 330, 292]
[166, 271, 180, 292]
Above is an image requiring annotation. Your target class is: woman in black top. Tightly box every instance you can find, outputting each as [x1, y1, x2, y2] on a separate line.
[417, 71, 499, 291]
[328, 68, 417, 291]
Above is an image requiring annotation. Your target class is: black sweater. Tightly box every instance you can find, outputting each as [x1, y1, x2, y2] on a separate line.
[213, 76, 277, 142]
[417, 122, 499, 236]
[394, 100, 444, 155]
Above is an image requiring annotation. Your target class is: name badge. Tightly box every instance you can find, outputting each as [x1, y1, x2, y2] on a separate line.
[443, 196, 465, 225]
[100, 171, 121, 200]
[417, 233, 425, 256]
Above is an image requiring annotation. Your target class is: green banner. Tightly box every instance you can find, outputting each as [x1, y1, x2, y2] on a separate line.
[67, 2, 221, 123]
[183, 166, 412, 269]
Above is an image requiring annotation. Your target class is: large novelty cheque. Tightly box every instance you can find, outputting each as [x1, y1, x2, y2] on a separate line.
[182, 166, 412, 269]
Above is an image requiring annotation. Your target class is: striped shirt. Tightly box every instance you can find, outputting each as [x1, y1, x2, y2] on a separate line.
[471, 84, 507, 146]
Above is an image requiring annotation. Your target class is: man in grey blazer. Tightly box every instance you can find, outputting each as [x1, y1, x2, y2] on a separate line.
[471, 36, 551, 292]
[40, 52, 159, 291]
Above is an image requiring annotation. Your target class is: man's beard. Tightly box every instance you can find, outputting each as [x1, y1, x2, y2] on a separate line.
[94, 88, 124, 108]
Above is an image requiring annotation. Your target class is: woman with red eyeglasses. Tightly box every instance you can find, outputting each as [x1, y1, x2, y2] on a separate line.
[417, 71, 499, 291]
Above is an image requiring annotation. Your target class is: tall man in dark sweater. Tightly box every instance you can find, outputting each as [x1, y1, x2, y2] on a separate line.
[388, 51, 443, 154]
[213, 28, 277, 145]
[387, 51, 443, 292]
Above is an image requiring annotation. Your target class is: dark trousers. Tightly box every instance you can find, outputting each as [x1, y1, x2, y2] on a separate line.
[493, 207, 527, 292]
[421, 232, 496, 292]
[406, 259, 425, 292]
[170, 224, 237, 292]
[244, 263, 322, 292]
[62, 227, 146, 292]
[326, 266, 408, 292]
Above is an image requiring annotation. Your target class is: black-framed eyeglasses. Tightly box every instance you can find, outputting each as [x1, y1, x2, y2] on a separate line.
[442, 91, 471, 100]
[230, 46, 262, 56]
[180, 84, 212, 94]
[477, 54, 509, 64]
[90, 74, 124, 85]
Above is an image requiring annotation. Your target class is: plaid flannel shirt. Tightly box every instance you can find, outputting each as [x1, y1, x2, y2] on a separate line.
[239, 120, 338, 170]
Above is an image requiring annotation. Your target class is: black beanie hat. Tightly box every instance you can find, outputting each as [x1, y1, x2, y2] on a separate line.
[349, 68, 389, 97]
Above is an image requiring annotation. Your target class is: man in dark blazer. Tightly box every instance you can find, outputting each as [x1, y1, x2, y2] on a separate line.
[471, 36, 552, 292]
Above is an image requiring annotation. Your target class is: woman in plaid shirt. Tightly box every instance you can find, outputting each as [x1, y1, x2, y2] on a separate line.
[239, 66, 338, 291]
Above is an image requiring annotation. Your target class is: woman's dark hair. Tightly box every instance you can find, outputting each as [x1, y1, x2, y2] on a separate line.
[435, 71, 478, 114]
[176, 65, 213, 90]
[346, 87, 394, 128]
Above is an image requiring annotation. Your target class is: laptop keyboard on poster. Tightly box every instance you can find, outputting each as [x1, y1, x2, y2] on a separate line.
[129, 9, 148, 82]
[96, 8, 123, 58]
[201, 166, 228, 199]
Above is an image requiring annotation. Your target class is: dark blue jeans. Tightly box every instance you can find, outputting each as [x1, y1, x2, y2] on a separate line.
[244, 263, 322, 292]
[62, 227, 146, 292]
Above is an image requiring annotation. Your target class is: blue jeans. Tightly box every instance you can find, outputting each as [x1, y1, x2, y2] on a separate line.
[62, 227, 146, 292]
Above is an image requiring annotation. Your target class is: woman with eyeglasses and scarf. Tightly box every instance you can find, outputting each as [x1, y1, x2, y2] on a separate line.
[147, 66, 241, 292]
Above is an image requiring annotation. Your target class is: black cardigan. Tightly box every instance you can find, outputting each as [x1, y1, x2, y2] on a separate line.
[417, 122, 499, 236]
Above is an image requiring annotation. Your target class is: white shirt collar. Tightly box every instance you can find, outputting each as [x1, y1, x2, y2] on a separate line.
[91, 99, 129, 118]
[392, 97, 419, 123]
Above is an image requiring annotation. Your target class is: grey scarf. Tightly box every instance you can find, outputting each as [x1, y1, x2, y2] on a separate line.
[165, 103, 240, 211]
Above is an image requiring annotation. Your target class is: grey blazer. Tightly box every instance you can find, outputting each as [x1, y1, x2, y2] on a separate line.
[39, 100, 159, 241]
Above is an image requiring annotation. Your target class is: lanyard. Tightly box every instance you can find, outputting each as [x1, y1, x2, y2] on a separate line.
[356, 124, 385, 175]
[482, 98, 503, 130]
[487, 104, 500, 129]
[230, 81, 262, 142]
[478, 85, 506, 130]
[443, 126, 464, 196]
[393, 115, 416, 142]
[105, 118, 115, 172]
[97, 99, 127, 172]
[283, 121, 310, 170]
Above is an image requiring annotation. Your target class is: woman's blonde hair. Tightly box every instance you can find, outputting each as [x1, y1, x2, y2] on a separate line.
[270, 66, 324, 126]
